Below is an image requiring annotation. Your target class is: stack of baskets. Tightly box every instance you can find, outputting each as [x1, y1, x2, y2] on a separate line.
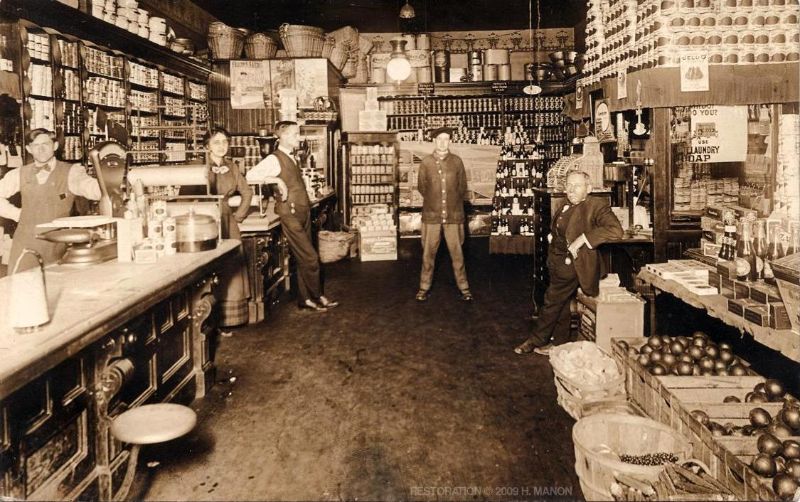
[244, 33, 278, 59]
[322, 36, 349, 71]
[279, 23, 325, 57]
[208, 21, 245, 60]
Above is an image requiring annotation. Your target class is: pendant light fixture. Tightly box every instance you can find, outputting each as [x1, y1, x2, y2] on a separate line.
[399, 0, 416, 19]
[523, 0, 542, 96]
[386, 38, 412, 83]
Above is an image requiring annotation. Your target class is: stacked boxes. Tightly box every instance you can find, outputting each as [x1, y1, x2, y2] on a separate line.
[352, 204, 397, 262]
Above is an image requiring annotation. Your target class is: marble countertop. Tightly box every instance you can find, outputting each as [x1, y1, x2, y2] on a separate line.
[0, 240, 240, 399]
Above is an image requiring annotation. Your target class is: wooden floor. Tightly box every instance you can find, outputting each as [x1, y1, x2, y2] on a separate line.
[139, 238, 582, 501]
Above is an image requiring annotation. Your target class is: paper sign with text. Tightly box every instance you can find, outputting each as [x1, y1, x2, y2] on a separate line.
[230, 60, 270, 109]
[680, 52, 709, 92]
[689, 106, 747, 163]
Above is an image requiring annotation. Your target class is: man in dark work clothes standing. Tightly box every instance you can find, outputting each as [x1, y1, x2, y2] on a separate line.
[246, 121, 338, 312]
[514, 170, 623, 356]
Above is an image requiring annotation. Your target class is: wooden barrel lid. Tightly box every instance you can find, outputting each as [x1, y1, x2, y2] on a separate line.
[110, 403, 197, 445]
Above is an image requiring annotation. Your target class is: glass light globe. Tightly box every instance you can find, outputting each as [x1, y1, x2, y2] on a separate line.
[386, 56, 412, 82]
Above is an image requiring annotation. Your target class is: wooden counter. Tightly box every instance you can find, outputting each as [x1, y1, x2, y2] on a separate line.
[0, 240, 239, 500]
[0, 240, 239, 400]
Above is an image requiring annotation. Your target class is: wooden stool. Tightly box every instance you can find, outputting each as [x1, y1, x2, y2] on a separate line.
[109, 403, 197, 501]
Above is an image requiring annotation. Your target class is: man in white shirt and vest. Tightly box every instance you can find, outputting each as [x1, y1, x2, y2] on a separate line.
[246, 121, 338, 312]
[0, 129, 101, 273]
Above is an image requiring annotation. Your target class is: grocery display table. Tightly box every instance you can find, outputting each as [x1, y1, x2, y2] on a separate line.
[637, 268, 800, 362]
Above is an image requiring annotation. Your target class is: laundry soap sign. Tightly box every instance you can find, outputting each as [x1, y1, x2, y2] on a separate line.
[689, 106, 747, 163]
[680, 52, 709, 92]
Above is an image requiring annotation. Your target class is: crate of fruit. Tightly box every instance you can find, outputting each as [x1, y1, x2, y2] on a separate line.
[613, 335, 800, 500]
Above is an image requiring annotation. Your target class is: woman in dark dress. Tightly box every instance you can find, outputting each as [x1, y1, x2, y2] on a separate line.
[205, 126, 253, 328]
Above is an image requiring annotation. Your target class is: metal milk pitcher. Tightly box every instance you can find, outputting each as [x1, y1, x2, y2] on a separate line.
[9, 248, 49, 333]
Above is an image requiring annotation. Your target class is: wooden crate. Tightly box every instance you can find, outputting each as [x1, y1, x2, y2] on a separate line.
[611, 339, 792, 500]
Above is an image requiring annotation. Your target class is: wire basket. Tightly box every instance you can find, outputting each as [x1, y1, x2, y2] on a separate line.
[244, 33, 278, 59]
[279, 23, 325, 57]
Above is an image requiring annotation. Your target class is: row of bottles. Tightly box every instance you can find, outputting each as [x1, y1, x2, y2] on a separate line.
[491, 215, 536, 236]
[719, 218, 800, 282]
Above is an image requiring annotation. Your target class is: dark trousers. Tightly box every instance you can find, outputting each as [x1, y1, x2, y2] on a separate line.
[281, 209, 322, 305]
[527, 252, 580, 346]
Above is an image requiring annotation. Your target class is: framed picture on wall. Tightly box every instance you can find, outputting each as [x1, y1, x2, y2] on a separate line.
[593, 98, 616, 143]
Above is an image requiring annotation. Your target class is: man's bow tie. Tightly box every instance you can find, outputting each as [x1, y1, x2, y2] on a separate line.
[211, 165, 229, 174]
[34, 163, 52, 174]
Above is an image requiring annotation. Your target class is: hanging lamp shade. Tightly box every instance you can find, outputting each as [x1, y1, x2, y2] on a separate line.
[386, 38, 412, 82]
[399, 0, 416, 19]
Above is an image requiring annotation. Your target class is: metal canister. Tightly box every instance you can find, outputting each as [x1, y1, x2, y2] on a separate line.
[433, 50, 450, 67]
[483, 64, 498, 81]
[416, 33, 430, 50]
[434, 66, 449, 82]
[401, 33, 416, 50]
[468, 50, 482, 65]
[497, 64, 512, 80]
[469, 64, 483, 81]
[371, 67, 386, 84]
[417, 67, 432, 83]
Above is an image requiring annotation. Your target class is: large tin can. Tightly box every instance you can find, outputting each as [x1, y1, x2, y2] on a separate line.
[483, 64, 498, 81]
[469, 64, 483, 81]
[433, 50, 450, 67]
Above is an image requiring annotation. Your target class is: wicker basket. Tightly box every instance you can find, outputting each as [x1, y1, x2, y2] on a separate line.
[573, 414, 693, 501]
[329, 40, 349, 70]
[279, 23, 325, 57]
[322, 36, 335, 59]
[207, 22, 245, 60]
[244, 33, 277, 59]
[318, 231, 354, 263]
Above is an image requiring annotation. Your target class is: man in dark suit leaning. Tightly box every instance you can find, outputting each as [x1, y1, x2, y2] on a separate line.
[515, 169, 623, 356]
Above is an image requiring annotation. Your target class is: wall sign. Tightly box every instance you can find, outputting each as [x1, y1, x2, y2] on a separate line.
[680, 52, 709, 92]
[230, 60, 269, 109]
[689, 106, 747, 163]
[594, 98, 615, 143]
[491, 81, 509, 94]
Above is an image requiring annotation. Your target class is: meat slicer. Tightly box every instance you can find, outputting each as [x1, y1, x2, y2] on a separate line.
[35, 141, 127, 265]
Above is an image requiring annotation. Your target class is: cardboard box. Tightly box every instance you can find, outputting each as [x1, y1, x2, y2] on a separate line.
[749, 283, 782, 304]
[733, 280, 751, 299]
[359, 233, 397, 262]
[702, 240, 722, 258]
[717, 261, 737, 280]
[744, 305, 770, 327]
[728, 297, 757, 317]
[577, 290, 645, 353]
[720, 277, 736, 298]
[769, 303, 793, 330]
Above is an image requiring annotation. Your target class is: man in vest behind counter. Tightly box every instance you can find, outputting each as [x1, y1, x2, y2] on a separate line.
[246, 121, 339, 312]
[0, 129, 101, 274]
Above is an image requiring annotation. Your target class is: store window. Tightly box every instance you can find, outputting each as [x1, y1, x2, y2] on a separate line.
[668, 104, 800, 226]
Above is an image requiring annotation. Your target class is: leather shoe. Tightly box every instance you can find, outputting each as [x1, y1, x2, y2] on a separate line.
[298, 299, 327, 312]
[317, 296, 339, 308]
[533, 344, 555, 356]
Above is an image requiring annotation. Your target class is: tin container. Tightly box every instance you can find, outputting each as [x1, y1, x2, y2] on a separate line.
[468, 50, 482, 65]
[483, 64, 498, 81]
[401, 33, 416, 50]
[434, 66, 449, 82]
[433, 50, 450, 67]
[407, 49, 430, 68]
[417, 67, 432, 83]
[371, 67, 386, 83]
[416, 33, 430, 50]
[484, 48, 509, 65]
[497, 64, 511, 80]
[469, 64, 483, 81]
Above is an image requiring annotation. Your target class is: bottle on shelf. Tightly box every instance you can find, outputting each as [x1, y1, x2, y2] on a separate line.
[752, 219, 768, 280]
[735, 220, 758, 282]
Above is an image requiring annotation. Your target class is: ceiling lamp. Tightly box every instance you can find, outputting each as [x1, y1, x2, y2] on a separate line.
[523, 0, 542, 96]
[399, 0, 416, 19]
[386, 38, 412, 83]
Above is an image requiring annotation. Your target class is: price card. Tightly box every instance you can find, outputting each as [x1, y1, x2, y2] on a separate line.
[491, 81, 509, 94]
[417, 83, 435, 96]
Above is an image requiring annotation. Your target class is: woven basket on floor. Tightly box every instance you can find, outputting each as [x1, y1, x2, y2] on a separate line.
[319, 231, 355, 263]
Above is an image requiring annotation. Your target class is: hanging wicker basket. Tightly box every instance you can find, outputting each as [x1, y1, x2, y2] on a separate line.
[244, 33, 278, 59]
[279, 23, 325, 57]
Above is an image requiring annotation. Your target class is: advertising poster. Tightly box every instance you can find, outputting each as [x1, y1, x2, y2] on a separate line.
[230, 60, 269, 109]
[689, 106, 747, 163]
[294, 59, 328, 109]
[680, 52, 709, 92]
[269, 59, 296, 111]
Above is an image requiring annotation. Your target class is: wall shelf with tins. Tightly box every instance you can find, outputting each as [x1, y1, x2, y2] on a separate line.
[13, 19, 208, 167]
